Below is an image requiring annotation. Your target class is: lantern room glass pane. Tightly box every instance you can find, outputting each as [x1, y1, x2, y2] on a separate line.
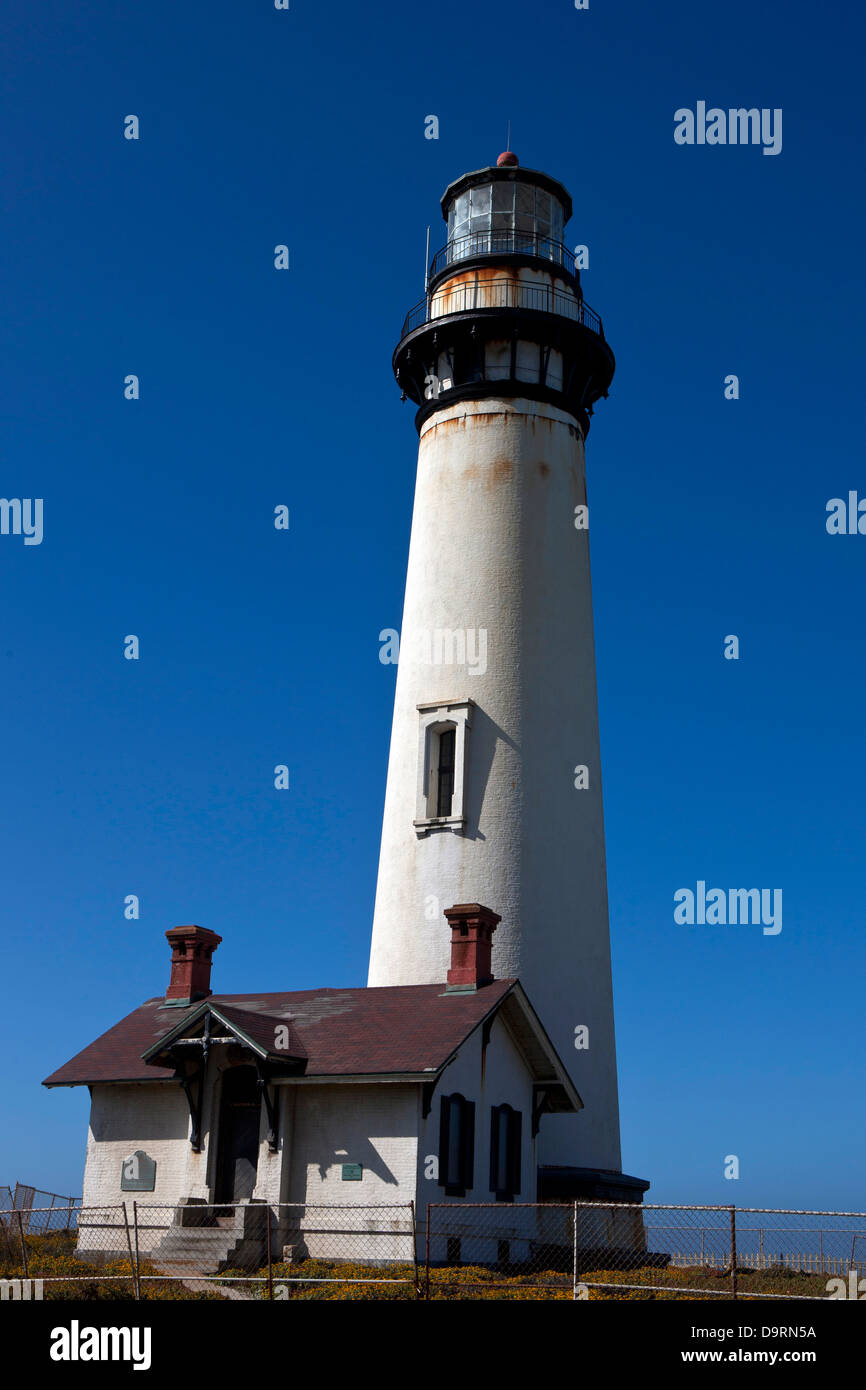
[516, 183, 534, 214]
[536, 191, 550, 237]
[470, 184, 491, 215]
[447, 178, 568, 264]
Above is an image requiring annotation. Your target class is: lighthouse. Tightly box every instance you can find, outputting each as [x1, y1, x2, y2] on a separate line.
[369, 152, 641, 1195]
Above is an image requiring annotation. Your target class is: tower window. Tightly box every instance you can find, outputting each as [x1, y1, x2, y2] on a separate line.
[439, 1093, 475, 1196]
[414, 699, 474, 835]
[436, 727, 456, 816]
[489, 1104, 522, 1202]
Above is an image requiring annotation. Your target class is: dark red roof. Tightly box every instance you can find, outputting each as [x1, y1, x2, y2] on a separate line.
[42, 981, 516, 1087]
[208, 1003, 307, 1061]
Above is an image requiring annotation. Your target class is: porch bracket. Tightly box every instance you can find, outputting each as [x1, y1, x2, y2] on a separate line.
[256, 1066, 279, 1152]
[532, 1086, 554, 1139]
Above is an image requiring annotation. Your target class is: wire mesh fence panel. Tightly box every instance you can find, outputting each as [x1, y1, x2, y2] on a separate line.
[0, 1205, 138, 1299]
[268, 1201, 419, 1300]
[729, 1208, 866, 1295]
[593, 1204, 736, 1300]
[635, 1206, 866, 1300]
[1, 1200, 419, 1299]
[574, 1204, 866, 1300]
[585, 1204, 866, 1299]
[424, 1203, 577, 1297]
[424, 1203, 866, 1300]
[3, 1186, 81, 1233]
[0, 1209, 20, 1266]
[130, 1201, 419, 1300]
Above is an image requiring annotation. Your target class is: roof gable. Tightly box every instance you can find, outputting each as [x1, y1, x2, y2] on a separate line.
[140, 1001, 308, 1067]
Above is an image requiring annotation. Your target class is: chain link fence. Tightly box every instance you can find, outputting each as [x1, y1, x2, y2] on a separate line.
[4, 1198, 866, 1299]
[0, 1184, 80, 1232]
[424, 1201, 574, 1298]
[424, 1202, 866, 1300]
[0, 1205, 137, 1300]
[1, 1201, 418, 1300]
[128, 1201, 418, 1299]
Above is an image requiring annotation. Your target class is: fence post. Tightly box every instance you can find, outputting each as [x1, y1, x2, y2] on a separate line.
[424, 1205, 431, 1301]
[132, 1202, 142, 1301]
[409, 1201, 420, 1298]
[729, 1207, 738, 1300]
[266, 1204, 273, 1301]
[15, 1211, 29, 1279]
[572, 1202, 580, 1298]
[122, 1203, 139, 1301]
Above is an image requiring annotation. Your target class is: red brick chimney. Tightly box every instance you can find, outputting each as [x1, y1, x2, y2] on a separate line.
[444, 903, 501, 991]
[165, 925, 222, 1003]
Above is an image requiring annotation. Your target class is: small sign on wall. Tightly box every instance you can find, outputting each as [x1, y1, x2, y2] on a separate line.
[341, 1163, 363, 1181]
[120, 1150, 157, 1192]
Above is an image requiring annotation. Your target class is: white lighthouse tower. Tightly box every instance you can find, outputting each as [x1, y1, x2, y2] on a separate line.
[369, 152, 645, 1200]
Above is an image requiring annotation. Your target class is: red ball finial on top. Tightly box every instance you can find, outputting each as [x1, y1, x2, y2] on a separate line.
[496, 150, 519, 167]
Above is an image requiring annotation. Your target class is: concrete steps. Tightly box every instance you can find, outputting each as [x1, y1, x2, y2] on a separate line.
[150, 1225, 264, 1276]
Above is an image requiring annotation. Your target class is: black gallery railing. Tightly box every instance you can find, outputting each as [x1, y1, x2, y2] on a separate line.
[401, 278, 604, 340]
[430, 231, 578, 279]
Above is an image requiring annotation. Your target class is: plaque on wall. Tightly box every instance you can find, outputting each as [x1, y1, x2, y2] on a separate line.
[120, 1150, 157, 1192]
[341, 1163, 363, 1181]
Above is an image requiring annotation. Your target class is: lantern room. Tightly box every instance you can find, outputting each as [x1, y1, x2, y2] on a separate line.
[438, 158, 573, 273]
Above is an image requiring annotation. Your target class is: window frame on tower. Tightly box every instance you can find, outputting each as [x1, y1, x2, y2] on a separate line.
[414, 698, 474, 835]
[435, 725, 456, 817]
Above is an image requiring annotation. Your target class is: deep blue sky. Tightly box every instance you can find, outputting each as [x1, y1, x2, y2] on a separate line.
[2, 0, 864, 1210]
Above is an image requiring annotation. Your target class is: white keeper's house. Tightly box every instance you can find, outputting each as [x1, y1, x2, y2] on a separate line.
[44, 913, 610, 1265]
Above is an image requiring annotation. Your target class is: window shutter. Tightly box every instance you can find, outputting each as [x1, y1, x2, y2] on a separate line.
[438, 1095, 450, 1189]
[440, 1093, 473, 1194]
[489, 1106, 500, 1194]
[463, 1099, 475, 1191]
[490, 1105, 522, 1199]
[509, 1109, 522, 1198]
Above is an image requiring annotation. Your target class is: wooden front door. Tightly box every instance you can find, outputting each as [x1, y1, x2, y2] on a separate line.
[214, 1066, 261, 1204]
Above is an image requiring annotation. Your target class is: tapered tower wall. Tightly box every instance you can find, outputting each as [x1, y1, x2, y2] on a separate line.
[368, 393, 621, 1171]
